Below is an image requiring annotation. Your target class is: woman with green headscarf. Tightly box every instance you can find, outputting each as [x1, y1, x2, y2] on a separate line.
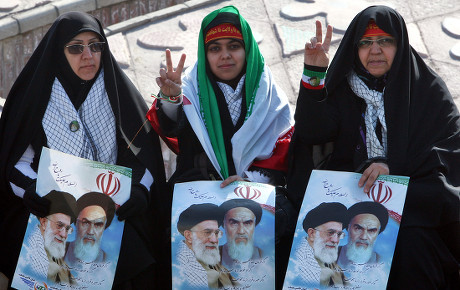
[148, 5, 293, 187]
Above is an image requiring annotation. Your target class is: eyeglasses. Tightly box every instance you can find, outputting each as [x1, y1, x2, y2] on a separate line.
[46, 217, 73, 234]
[192, 229, 223, 239]
[314, 228, 346, 239]
[358, 38, 396, 48]
[65, 42, 105, 54]
[77, 219, 106, 231]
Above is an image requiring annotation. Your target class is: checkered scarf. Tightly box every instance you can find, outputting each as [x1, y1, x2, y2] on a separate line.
[42, 69, 117, 164]
[348, 71, 387, 158]
[217, 75, 246, 126]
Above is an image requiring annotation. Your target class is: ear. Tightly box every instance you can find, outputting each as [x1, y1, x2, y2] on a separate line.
[307, 228, 315, 242]
[184, 230, 193, 243]
[39, 217, 47, 230]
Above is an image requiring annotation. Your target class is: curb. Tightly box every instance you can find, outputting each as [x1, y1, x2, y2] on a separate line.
[0, 0, 222, 41]
[105, 0, 225, 36]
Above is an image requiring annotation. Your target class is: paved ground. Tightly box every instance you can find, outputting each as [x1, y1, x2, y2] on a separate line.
[105, 0, 460, 111]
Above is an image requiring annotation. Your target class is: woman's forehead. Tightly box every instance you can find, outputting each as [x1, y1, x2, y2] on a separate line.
[67, 31, 101, 42]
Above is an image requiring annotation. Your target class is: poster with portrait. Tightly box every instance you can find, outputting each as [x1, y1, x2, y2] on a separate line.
[283, 170, 409, 290]
[12, 147, 131, 290]
[171, 180, 276, 290]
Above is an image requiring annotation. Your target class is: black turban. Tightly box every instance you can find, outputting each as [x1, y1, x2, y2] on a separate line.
[346, 201, 389, 233]
[43, 190, 77, 223]
[76, 192, 115, 229]
[219, 198, 263, 225]
[303, 202, 347, 232]
[177, 203, 222, 235]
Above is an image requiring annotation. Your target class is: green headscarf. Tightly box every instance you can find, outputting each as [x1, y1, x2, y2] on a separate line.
[197, 5, 264, 178]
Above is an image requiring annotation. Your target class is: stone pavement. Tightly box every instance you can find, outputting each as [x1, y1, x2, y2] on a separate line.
[104, 0, 460, 111]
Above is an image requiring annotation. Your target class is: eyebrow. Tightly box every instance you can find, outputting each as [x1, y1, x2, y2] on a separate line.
[353, 223, 378, 230]
[208, 39, 243, 45]
[68, 37, 100, 43]
[229, 218, 254, 223]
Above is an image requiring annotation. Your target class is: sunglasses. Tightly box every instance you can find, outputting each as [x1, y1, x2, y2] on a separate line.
[65, 42, 105, 54]
[358, 38, 395, 48]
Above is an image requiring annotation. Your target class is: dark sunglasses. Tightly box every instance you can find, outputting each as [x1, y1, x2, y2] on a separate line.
[358, 38, 395, 48]
[65, 42, 105, 54]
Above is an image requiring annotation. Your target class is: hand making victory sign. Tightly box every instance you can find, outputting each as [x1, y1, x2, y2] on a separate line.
[304, 20, 333, 67]
[156, 49, 186, 97]
[305, 21, 389, 193]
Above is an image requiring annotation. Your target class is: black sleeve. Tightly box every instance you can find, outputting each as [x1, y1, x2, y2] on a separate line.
[116, 137, 149, 187]
[294, 82, 340, 146]
[10, 167, 35, 190]
[156, 100, 183, 137]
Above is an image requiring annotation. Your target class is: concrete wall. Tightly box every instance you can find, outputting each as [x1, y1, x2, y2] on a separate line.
[0, 0, 188, 99]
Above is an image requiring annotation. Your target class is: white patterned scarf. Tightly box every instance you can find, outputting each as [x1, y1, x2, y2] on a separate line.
[43, 69, 117, 164]
[348, 71, 387, 158]
[217, 75, 246, 126]
[182, 63, 293, 178]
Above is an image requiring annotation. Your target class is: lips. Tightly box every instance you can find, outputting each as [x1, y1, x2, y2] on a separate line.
[83, 236, 96, 243]
[355, 240, 369, 247]
[54, 237, 64, 243]
[218, 63, 235, 69]
[368, 60, 386, 66]
[80, 64, 95, 69]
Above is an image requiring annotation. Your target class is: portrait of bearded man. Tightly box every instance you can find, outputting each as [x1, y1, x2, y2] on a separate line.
[219, 199, 263, 268]
[175, 203, 238, 289]
[296, 202, 349, 288]
[338, 201, 389, 267]
[65, 192, 115, 270]
[27, 190, 77, 285]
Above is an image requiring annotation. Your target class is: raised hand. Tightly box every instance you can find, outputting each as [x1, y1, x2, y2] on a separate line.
[304, 20, 333, 67]
[156, 49, 186, 97]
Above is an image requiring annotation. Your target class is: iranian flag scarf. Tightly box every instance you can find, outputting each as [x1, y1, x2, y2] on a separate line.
[197, 5, 264, 178]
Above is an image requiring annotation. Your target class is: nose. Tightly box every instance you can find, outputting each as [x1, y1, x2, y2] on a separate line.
[369, 41, 382, 53]
[221, 48, 231, 59]
[87, 223, 96, 234]
[81, 46, 93, 58]
[359, 229, 370, 240]
[330, 234, 340, 243]
[237, 223, 245, 234]
[209, 233, 218, 243]
[59, 228, 68, 238]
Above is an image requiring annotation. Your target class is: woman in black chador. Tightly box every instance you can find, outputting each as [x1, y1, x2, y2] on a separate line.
[288, 5, 459, 289]
[0, 12, 168, 288]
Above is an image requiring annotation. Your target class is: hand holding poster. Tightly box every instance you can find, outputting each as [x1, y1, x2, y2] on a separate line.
[283, 170, 408, 290]
[172, 181, 276, 290]
[12, 148, 131, 290]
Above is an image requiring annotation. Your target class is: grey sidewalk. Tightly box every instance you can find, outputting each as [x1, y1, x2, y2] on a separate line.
[105, 0, 460, 110]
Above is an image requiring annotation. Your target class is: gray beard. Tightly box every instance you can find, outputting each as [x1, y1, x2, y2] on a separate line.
[44, 221, 66, 259]
[74, 234, 103, 262]
[191, 233, 220, 266]
[227, 235, 254, 262]
[313, 231, 338, 264]
[346, 240, 374, 264]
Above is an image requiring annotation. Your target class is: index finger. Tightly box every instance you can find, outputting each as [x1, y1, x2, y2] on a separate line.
[315, 20, 323, 44]
[175, 53, 187, 75]
[165, 49, 173, 72]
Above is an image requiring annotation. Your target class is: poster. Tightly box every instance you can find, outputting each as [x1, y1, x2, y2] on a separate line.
[12, 147, 131, 290]
[283, 170, 409, 290]
[171, 181, 276, 290]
